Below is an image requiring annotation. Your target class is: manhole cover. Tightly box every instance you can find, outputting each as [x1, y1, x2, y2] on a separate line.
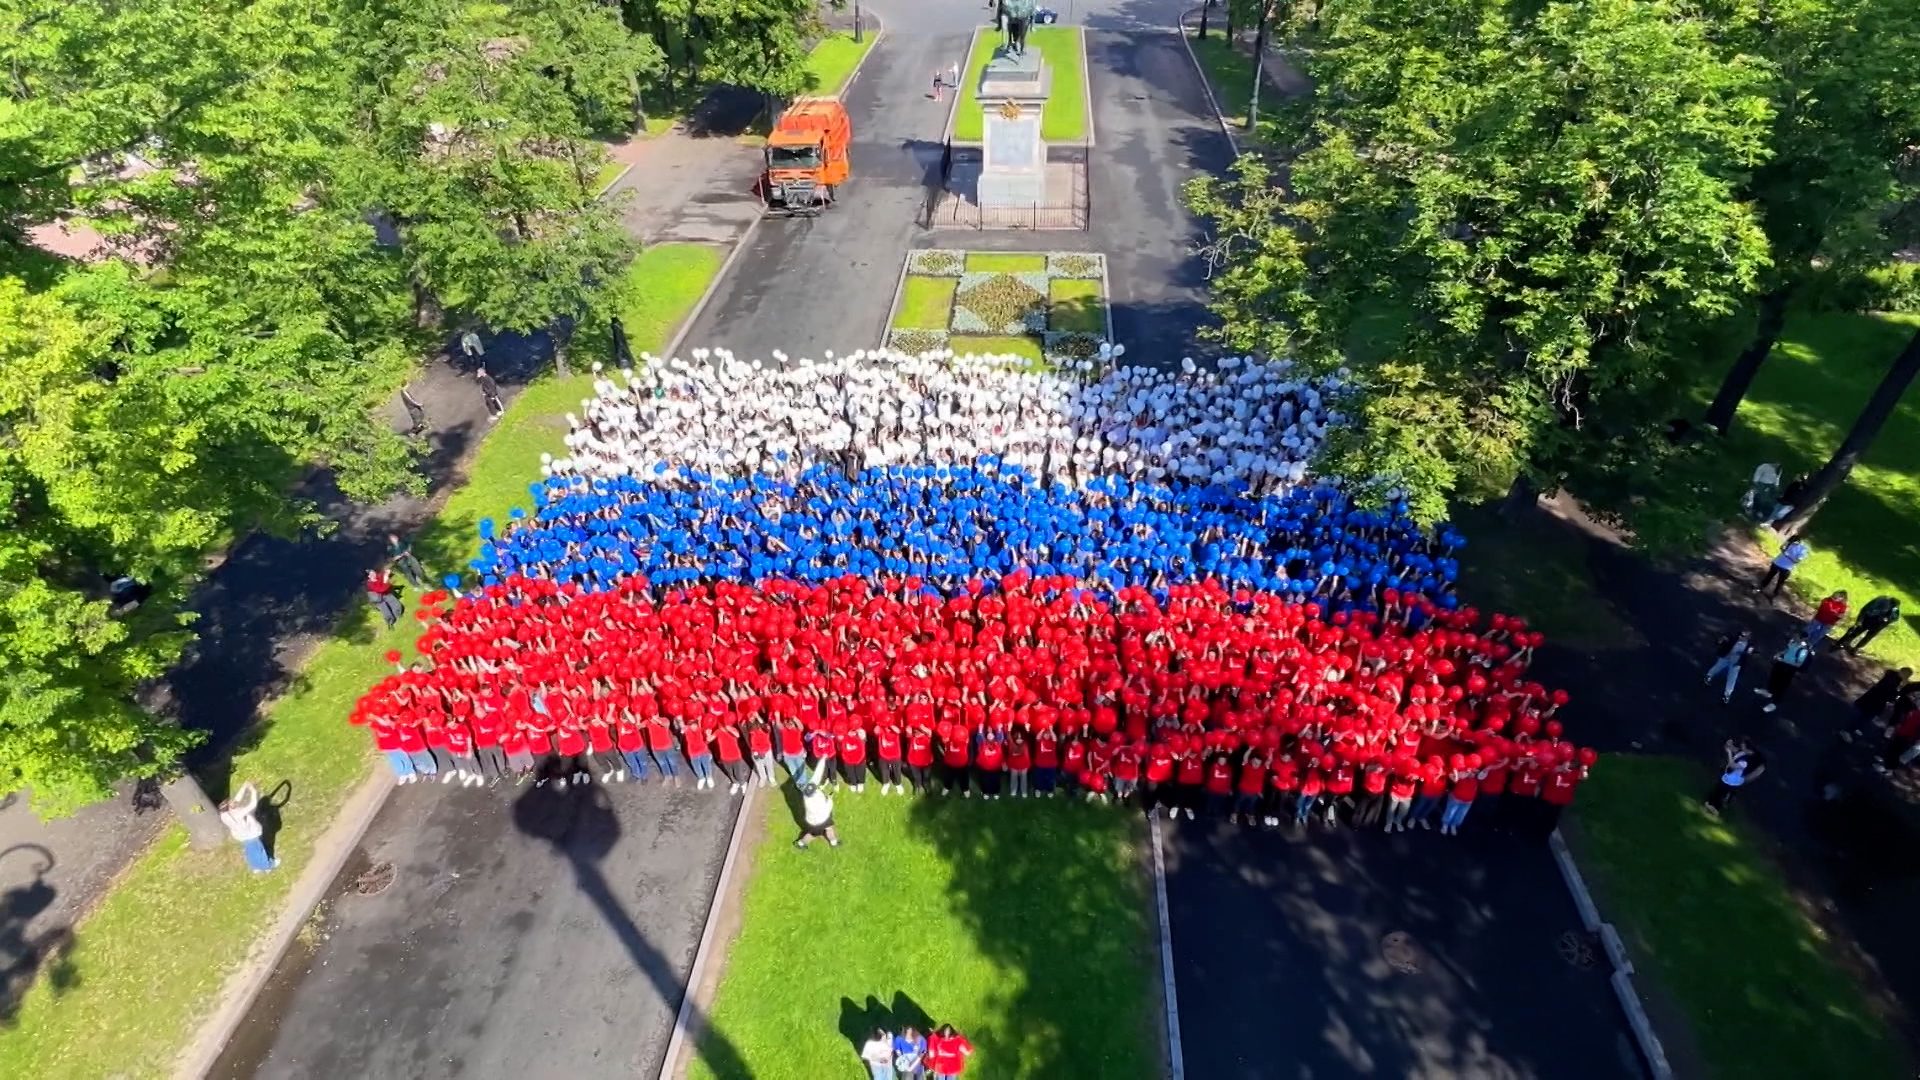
[1381, 931, 1422, 974]
[1557, 929, 1597, 969]
[353, 861, 396, 896]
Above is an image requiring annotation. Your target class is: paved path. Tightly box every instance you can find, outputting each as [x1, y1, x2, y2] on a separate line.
[209, 782, 740, 1080]
[1164, 818, 1644, 1080]
[605, 89, 767, 248]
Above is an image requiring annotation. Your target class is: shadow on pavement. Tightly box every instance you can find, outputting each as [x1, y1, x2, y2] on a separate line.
[510, 780, 755, 1080]
[0, 844, 77, 1024]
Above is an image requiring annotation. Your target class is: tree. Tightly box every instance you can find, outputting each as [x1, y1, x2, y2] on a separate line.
[1186, 0, 1774, 523]
[1700, 0, 1920, 432]
[1777, 327, 1920, 536]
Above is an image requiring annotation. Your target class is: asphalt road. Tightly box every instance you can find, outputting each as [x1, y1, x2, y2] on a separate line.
[1162, 818, 1646, 1080]
[210, 780, 740, 1080]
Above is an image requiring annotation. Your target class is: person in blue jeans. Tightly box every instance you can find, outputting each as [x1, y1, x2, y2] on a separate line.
[219, 781, 278, 873]
[891, 1025, 928, 1079]
[861, 1027, 896, 1080]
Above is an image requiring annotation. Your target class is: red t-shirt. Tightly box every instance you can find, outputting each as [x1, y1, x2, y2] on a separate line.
[1035, 733, 1059, 768]
[942, 736, 971, 768]
[1450, 772, 1480, 802]
[1299, 769, 1325, 797]
[907, 732, 935, 768]
[1062, 740, 1087, 775]
[1176, 755, 1205, 785]
[1419, 772, 1448, 798]
[587, 724, 614, 754]
[1479, 761, 1510, 795]
[808, 731, 837, 760]
[928, 1033, 973, 1077]
[778, 724, 805, 757]
[1145, 747, 1175, 784]
[646, 720, 674, 752]
[1362, 767, 1388, 796]
[1510, 763, 1544, 797]
[617, 723, 644, 753]
[748, 726, 774, 756]
[1237, 761, 1267, 795]
[1388, 774, 1417, 800]
[714, 727, 744, 763]
[1270, 759, 1300, 792]
[976, 739, 1004, 771]
[395, 725, 426, 753]
[1205, 758, 1235, 795]
[682, 726, 710, 758]
[838, 731, 867, 766]
[1327, 764, 1355, 796]
[1543, 767, 1584, 806]
[876, 728, 903, 761]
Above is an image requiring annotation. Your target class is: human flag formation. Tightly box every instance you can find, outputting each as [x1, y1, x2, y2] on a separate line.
[352, 347, 1593, 839]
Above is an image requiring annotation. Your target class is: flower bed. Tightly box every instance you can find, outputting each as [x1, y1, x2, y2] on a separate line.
[889, 250, 1109, 364]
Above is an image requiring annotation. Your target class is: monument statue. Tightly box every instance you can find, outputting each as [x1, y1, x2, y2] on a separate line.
[1002, 0, 1036, 56]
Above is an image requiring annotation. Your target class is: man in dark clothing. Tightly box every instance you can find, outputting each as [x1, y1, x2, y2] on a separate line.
[1835, 595, 1902, 653]
[400, 385, 428, 435]
[476, 366, 505, 420]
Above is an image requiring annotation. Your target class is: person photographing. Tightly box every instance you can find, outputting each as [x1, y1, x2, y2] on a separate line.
[794, 781, 840, 849]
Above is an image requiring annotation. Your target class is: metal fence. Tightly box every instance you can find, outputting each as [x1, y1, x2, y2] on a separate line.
[920, 140, 1091, 231]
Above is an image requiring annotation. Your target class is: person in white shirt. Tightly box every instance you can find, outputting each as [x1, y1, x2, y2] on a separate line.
[219, 780, 278, 873]
[860, 1026, 897, 1080]
[1759, 538, 1811, 598]
[794, 782, 839, 849]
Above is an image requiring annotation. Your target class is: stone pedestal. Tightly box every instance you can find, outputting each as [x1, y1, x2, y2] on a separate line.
[976, 48, 1050, 209]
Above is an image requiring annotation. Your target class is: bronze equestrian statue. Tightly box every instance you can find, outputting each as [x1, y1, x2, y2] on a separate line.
[1001, 0, 1036, 56]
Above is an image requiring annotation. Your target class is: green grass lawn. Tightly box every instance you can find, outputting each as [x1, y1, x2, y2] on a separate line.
[1576, 755, 1906, 1080]
[0, 244, 722, 1080]
[804, 30, 877, 97]
[1183, 28, 1262, 139]
[1049, 277, 1106, 335]
[949, 334, 1044, 363]
[688, 793, 1157, 1080]
[1701, 311, 1920, 672]
[894, 276, 958, 331]
[593, 159, 627, 195]
[965, 252, 1047, 273]
[954, 27, 1088, 143]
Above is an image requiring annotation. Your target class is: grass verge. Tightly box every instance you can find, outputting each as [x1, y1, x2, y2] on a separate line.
[805, 30, 877, 97]
[966, 252, 1047, 273]
[1576, 755, 1905, 1080]
[1183, 27, 1262, 140]
[954, 27, 1088, 143]
[0, 243, 723, 1080]
[894, 276, 958, 331]
[688, 793, 1157, 1080]
[1049, 278, 1105, 335]
[949, 334, 1044, 363]
[1703, 311, 1920, 673]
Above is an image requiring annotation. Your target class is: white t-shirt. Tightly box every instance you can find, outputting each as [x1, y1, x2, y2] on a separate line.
[861, 1035, 894, 1065]
[220, 806, 263, 842]
[803, 791, 833, 826]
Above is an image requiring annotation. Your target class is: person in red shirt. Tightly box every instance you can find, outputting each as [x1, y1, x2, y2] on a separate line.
[681, 720, 716, 790]
[1474, 744, 1511, 832]
[1324, 757, 1356, 828]
[1232, 751, 1267, 825]
[1174, 746, 1206, 821]
[874, 723, 905, 794]
[746, 720, 777, 788]
[1410, 758, 1448, 831]
[1203, 752, 1236, 818]
[1006, 731, 1032, 798]
[647, 716, 685, 786]
[776, 719, 807, 783]
[1295, 759, 1327, 826]
[1143, 741, 1175, 818]
[1354, 762, 1389, 829]
[1538, 751, 1590, 838]
[714, 723, 749, 794]
[806, 726, 839, 788]
[927, 1024, 973, 1077]
[1110, 739, 1142, 805]
[940, 725, 972, 797]
[1033, 727, 1060, 796]
[838, 725, 870, 793]
[553, 723, 589, 789]
[1383, 765, 1418, 832]
[1441, 756, 1480, 835]
[1060, 733, 1088, 799]
[974, 729, 1005, 799]
[1502, 750, 1546, 835]
[586, 721, 621, 785]
[1265, 753, 1300, 827]
[906, 725, 936, 794]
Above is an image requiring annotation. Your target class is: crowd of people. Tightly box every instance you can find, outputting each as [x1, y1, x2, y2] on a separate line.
[543, 349, 1340, 492]
[353, 572, 1593, 841]
[467, 464, 1464, 606]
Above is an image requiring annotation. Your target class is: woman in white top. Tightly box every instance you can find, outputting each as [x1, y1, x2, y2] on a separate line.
[860, 1026, 896, 1080]
[220, 781, 278, 873]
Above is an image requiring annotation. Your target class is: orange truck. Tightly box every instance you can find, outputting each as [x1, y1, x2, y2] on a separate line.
[763, 96, 851, 216]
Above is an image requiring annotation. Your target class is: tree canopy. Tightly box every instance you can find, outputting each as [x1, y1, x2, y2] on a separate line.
[1187, 0, 1776, 525]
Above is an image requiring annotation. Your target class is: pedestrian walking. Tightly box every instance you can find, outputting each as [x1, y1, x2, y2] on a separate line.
[1705, 738, 1765, 814]
[945, 61, 960, 93]
[476, 365, 505, 420]
[862, 1027, 897, 1080]
[219, 780, 278, 873]
[1836, 594, 1902, 653]
[387, 532, 427, 589]
[931, 68, 946, 101]
[1757, 538, 1810, 597]
[460, 329, 485, 358]
[793, 782, 840, 848]
[1754, 636, 1812, 713]
[400, 384, 428, 435]
[1802, 590, 1848, 643]
[365, 568, 404, 628]
[1703, 629, 1752, 704]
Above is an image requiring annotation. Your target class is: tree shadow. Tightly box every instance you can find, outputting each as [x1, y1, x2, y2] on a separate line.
[0, 845, 79, 1025]
[903, 796, 1158, 1077]
[510, 780, 755, 1080]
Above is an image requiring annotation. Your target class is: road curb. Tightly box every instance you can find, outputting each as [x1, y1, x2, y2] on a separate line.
[660, 223, 764, 362]
[1149, 816, 1186, 1080]
[174, 766, 394, 1080]
[659, 786, 757, 1079]
[1549, 828, 1674, 1080]
[1176, 10, 1242, 157]
[879, 250, 916, 350]
[834, 22, 886, 98]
